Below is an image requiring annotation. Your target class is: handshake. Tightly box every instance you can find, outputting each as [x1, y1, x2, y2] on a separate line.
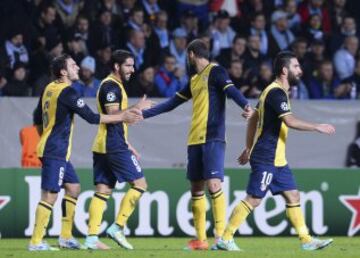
[116, 95, 155, 125]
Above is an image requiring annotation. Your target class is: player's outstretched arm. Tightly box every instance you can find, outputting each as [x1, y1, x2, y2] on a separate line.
[131, 95, 156, 111]
[142, 94, 187, 119]
[100, 108, 143, 125]
[238, 111, 259, 165]
[282, 114, 336, 134]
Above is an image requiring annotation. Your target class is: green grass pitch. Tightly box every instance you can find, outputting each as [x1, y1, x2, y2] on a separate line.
[0, 237, 359, 258]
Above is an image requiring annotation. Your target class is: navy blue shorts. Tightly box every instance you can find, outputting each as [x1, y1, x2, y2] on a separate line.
[187, 141, 225, 181]
[41, 158, 79, 193]
[93, 151, 144, 188]
[246, 161, 297, 198]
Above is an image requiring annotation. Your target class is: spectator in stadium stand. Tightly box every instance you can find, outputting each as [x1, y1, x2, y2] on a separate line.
[94, 44, 112, 80]
[67, 15, 91, 53]
[211, 10, 236, 57]
[248, 12, 268, 56]
[352, 58, 360, 96]
[117, 0, 137, 23]
[216, 35, 247, 69]
[302, 39, 326, 80]
[126, 6, 145, 32]
[179, 10, 199, 42]
[31, 37, 64, 96]
[285, 0, 302, 35]
[30, 4, 60, 53]
[308, 60, 348, 99]
[72, 56, 100, 97]
[291, 38, 308, 67]
[89, 8, 119, 54]
[298, 0, 331, 34]
[333, 35, 358, 81]
[330, 0, 349, 31]
[2, 62, 31, 96]
[228, 60, 248, 94]
[54, 0, 82, 29]
[151, 10, 170, 50]
[141, 0, 161, 24]
[1, 30, 29, 71]
[257, 61, 273, 91]
[154, 53, 186, 97]
[127, 64, 159, 97]
[302, 13, 325, 43]
[169, 28, 188, 70]
[268, 10, 295, 57]
[243, 34, 267, 78]
[66, 35, 87, 65]
[176, 0, 209, 28]
[330, 16, 358, 54]
[125, 29, 155, 69]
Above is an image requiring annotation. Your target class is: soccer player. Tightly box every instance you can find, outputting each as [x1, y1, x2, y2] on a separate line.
[216, 51, 335, 251]
[141, 39, 253, 250]
[84, 50, 153, 250]
[29, 54, 144, 251]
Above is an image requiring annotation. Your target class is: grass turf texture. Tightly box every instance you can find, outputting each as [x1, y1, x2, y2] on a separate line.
[0, 237, 358, 258]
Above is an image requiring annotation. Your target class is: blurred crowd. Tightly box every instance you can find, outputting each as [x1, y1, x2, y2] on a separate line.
[1, 0, 360, 99]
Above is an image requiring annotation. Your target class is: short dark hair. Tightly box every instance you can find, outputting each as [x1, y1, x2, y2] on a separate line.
[110, 50, 134, 71]
[273, 51, 297, 77]
[186, 39, 209, 59]
[51, 54, 71, 78]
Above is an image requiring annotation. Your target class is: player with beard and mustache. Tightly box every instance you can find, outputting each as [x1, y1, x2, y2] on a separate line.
[216, 51, 336, 251]
[142, 39, 253, 250]
[85, 50, 154, 250]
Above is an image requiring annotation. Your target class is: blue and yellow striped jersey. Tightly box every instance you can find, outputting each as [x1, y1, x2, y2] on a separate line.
[250, 82, 292, 167]
[34, 81, 100, 161]
[176, 64, 235, 145]
[92, 75, 128, 153]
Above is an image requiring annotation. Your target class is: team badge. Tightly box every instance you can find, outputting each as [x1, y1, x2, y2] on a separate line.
[77, 98, 85, 108]
[107, 92, 116, 102]
[280, 102, 289, 111]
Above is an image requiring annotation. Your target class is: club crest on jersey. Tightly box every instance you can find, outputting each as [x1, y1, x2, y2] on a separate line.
[107, 92, 116, 102]
[280, 102, 289, 111]
[77, 98, 85, 108]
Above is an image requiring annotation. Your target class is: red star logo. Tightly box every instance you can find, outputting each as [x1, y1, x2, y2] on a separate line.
[339, 189, 360, 236]
[0, 196, 10, 211]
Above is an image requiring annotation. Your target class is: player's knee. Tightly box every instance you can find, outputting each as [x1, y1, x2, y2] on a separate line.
[64, 183, 81, 198]
[132, 178, 148, 191]
[41, 191, 58, 205]
[284, 190, 300, 204]
[245, 196, 262, 208]
[206, 179, 221, 193]
[95, 183, 112, 195]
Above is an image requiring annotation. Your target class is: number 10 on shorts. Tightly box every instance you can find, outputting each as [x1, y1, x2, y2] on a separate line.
[260, 171, 273, 191]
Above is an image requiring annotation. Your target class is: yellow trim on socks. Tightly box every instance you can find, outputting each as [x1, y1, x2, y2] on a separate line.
[223, 200, 253, 240]
[116, 187, 144, 227]
[30, 201, 53, 245]
[88, 192, 110, 236]
[210, 190, 226, 237]
[60, 195, 77, 239]
[286, 203, 312, 243]
[191, 194, 207, 241]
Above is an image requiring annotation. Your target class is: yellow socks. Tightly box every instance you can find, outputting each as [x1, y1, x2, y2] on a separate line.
[30, 201, 53, 245]
[88, 192, 110, 235]
[60, 195, 77, 239]
[210, 189, 226, 237]
[286, 203, 312, 243]
[116, 187, 144, 227]
[191, 194, 207, 241]
[223, 200, 253, 240]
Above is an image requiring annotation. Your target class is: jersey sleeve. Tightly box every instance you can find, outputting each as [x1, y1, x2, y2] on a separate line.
[98, 81, 122, 108]
[60, 87, 100, 124]
[266, 88, 292, 118]
[175, 83, 192, 100]
[33, 94, 43, 125]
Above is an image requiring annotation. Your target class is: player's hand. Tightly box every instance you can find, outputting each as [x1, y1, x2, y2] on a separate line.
[135, 95, 156, 110]
[242, 105, 254, 120]
[315, 124, 336, 135]
[128, 144, 141, 160]
[238, 148, 250, 165]
[122, 108, 143, 125]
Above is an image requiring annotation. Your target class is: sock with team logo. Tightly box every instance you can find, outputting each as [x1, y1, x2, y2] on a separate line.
[116, 187, 144, 228]
[88, 192, 110, 236]
[30, 201, 53, 245]
[286, 203, 312, 243]
[223, 200, 253, 240]
[210, 189, 226, 237]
